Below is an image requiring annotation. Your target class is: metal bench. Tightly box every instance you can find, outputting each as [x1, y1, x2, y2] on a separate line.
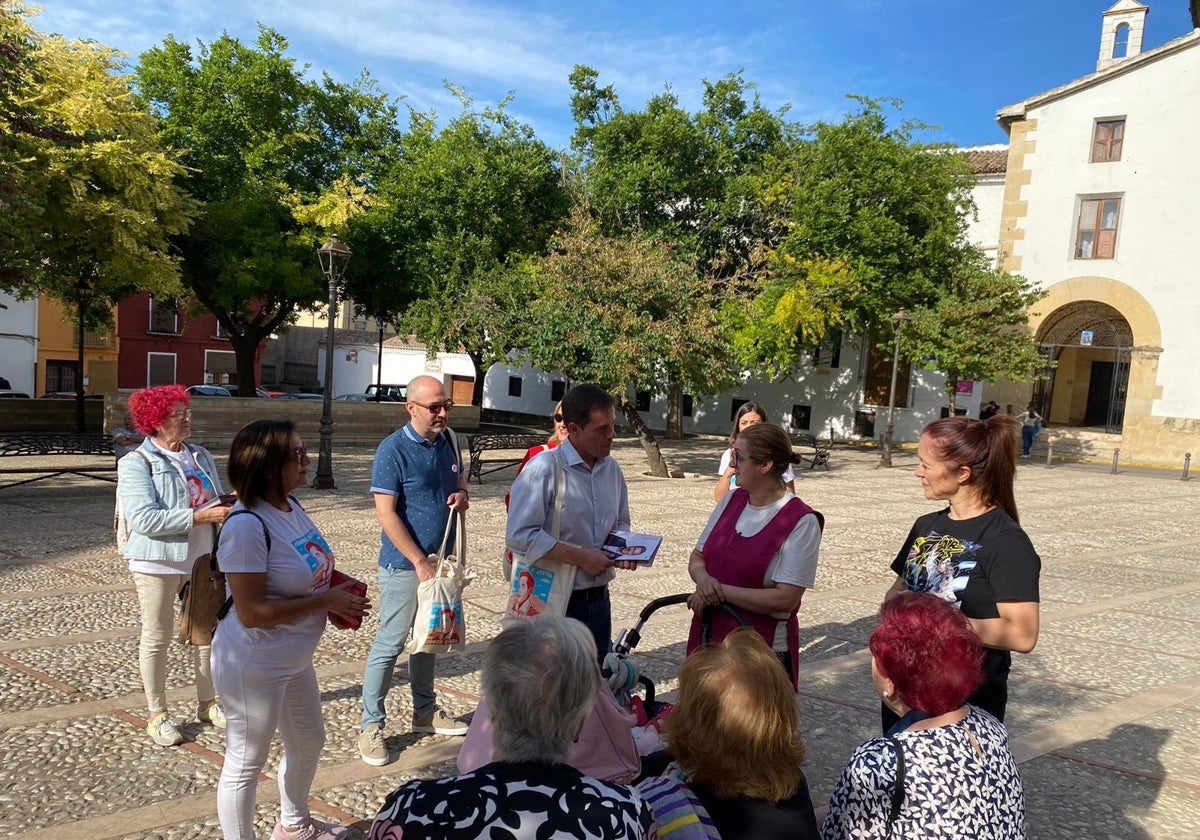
[0, 433, 117, 490]
[794, 433, 831, 471]
[466, 433, 550, 483]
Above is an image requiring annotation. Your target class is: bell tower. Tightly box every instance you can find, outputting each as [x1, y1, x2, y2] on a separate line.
[1098, 0, 1150, 71]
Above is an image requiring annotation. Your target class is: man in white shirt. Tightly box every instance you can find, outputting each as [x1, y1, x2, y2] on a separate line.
[506, 384, 638, 660]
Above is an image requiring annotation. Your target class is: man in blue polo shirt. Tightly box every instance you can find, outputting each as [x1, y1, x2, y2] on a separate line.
[358, 375, 470, 766]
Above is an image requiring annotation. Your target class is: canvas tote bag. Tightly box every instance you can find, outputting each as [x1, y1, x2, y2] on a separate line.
[504, 449, 577, 621]
[406, 509, 473, 653]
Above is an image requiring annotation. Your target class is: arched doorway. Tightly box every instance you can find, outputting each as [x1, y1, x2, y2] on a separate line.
[1034, 301, 1132, 433]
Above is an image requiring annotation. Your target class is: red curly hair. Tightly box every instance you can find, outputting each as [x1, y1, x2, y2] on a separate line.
[870, 592, 984, 715]
[128, 385, 189, 436]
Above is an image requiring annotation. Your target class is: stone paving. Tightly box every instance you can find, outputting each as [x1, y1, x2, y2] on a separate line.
[1, 436, 1199, 839]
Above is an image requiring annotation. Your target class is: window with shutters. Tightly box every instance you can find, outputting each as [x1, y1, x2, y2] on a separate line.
[1092, 119, 1124, 163]
[1074, 197, 1122, 260]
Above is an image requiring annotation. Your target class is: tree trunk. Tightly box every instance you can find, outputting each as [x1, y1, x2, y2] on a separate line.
[665, 381, 684, 440]
[946, 376, 958, 415]
[616, 393, 671, 478]
[231, 332, 264, 397]
[469, 351, 486, 406]
[74, 281, 87, 433]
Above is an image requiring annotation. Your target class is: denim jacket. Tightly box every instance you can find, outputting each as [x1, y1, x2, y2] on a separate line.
[117, 438, 224, 567]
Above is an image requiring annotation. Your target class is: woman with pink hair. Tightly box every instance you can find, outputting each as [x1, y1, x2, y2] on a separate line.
[118, 385, 232, 746]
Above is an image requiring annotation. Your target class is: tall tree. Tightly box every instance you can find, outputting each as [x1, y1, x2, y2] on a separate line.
[902, 256, 1048, 413]
[350, 97, 568, 403]
[739, 96, 978, 377]
[1, 4, 194, 427]
[524, 209, 737, 477]
[568, 67, 791, 436]
[135, 27, 398, 394]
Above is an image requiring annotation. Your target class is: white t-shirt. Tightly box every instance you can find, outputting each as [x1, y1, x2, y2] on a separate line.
[153, 442, 218, 508]
[717, 448, 796, 486]
[696, 490, 822, 649]
[212, 500, 333, 676]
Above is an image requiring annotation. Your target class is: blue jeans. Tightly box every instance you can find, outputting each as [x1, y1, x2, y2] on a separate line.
[566, 587, 612, 664]
[1022, 425, 1036, 456]
[361, 566, 435, 730]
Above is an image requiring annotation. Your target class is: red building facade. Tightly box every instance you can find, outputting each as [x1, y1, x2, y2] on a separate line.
[116, 293, 263, 390]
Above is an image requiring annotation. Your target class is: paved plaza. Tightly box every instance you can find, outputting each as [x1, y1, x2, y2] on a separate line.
[1, 435, 1198, 839]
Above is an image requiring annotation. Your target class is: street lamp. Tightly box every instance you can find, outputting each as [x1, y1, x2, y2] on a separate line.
[314, 235, 351, 489]
[879, 308, 910, 468]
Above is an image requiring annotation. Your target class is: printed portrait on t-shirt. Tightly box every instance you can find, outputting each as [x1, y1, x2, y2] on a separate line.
[184, 471, 215, 508]
[901, 532, 978, 603]
[291, 530, 335, 590]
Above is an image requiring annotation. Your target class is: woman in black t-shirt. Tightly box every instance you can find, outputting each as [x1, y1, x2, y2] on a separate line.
[882, 414, 1041, 727]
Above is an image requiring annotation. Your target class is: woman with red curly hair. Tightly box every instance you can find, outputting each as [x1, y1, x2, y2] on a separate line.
[117, 385, 232, 747]
[882, 415, 1040, 727]
[821, 593, 1024, 839]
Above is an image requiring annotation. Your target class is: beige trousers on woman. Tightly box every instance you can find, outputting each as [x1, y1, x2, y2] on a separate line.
[132, 572, 215, 714]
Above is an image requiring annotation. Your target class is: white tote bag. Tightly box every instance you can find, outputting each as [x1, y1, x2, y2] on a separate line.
[505, 449, 578, 621]
[406, 509, 473, 654]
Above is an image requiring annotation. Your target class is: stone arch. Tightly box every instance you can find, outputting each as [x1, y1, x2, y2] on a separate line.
[1026, 277, 1162, 431]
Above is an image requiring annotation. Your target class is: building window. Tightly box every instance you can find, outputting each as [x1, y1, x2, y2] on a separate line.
[205, 349, 237, 386]
[635, 390, 651, 412]
[147, 353, 176, 387]
[507, 376, 522, 398]
[550, 379, 566, 402]
[682, 393, 694, 418]
[45, 360, 79, 393]
[214, 319, 229, 340]
[1092, 119, 1124, 162]
[1075, 197, 1122, 260]
[148, 296, 180, 334]
[1112, 23, 1130, 59]
[863, 339, 910, 407]
[811, 330, 842, 368]
[791, 404, 812, 431]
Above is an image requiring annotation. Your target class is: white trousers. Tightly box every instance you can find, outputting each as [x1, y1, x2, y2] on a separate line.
[131, 572, 215, 714]
[213, 658, 325, 840]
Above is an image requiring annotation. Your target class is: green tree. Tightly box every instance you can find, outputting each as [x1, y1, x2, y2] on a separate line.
[135, 27, 398, 395]
[568, 67, 792, 436]
[351, 97, 568, 403]
[1, 5, 194, 427]
[742, 96, 976, 376]
[903, 257, 1048, 413]
[524, 209, 737, 477]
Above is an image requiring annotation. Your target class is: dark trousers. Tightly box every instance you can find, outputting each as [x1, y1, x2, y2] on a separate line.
[566, 586, 612, 664]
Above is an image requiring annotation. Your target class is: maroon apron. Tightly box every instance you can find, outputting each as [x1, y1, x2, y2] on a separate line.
[686, 488, 823, 686]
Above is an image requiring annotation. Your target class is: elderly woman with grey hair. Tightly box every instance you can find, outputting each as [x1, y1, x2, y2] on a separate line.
[369, 616, 656, 840]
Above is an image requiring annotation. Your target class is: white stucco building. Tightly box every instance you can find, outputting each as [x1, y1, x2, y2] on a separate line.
[0, 293, 38, 394]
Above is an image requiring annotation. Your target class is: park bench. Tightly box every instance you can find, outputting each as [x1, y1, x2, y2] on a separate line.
[466, 433, 549, 483]
[0, 433, 117, 490]
[794, 433, 831, 471]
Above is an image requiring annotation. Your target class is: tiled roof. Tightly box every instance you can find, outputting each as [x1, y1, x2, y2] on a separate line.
[963, 148, 1008, 174]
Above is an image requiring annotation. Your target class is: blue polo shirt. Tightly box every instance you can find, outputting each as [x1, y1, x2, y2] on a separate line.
[370, 424, 461, 569]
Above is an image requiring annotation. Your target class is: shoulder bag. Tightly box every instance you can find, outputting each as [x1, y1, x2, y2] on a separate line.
[505, 448, 577, 620]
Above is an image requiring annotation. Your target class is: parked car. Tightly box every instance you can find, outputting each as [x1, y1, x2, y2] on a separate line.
[0, 389, 31, 398]
[272, 392, 324, 400]
[39, 392, 104, 400]
[365, 383, 407, 402]
[256, 388, 288, 398]
[334, 393, 369, 402]
[186, 385, 232, 397]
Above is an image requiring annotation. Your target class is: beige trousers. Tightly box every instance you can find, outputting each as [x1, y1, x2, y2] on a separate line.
[131, 572, 215, 714]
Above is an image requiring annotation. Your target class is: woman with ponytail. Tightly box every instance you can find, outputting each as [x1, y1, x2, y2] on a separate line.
[881, 414, 1040, 729]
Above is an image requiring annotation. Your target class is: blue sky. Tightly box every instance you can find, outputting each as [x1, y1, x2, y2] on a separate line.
[32, 1, 1197, 151]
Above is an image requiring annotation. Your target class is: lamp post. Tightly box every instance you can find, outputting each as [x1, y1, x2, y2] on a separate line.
[314, 235, 351, 489]
[879, 308, 910, 468]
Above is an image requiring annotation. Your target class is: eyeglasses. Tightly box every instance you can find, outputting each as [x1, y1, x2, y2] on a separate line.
[731, 448, 751, 465]
[293, 446, 308, 462]
[553, 413, 564, 423]
[169, 409, 192, 420]
[410, 400, 454, 414]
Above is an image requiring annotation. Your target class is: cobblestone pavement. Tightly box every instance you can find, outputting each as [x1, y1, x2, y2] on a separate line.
[1, 437, 1198, 839]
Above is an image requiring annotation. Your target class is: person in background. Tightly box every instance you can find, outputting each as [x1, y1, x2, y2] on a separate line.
[820, 593, 1024, 839]
[714, 402, 795, 501]
[639, 629, 819, 840]
[358, 375, 470, 767]
[882, 414, 1040, 727]
[979, 401, 1000, 422]
[113, 410, 146, 462]
[369, 615, 655, 840]
[687, 424, 822, 686]
[118, 385, 231, 747]
[504, 400, 568, 511]
[213, 419, 370, 840]
[1017, 402, 1043, 458]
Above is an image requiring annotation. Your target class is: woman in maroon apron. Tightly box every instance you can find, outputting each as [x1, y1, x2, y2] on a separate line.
[687, 424, 823, 685]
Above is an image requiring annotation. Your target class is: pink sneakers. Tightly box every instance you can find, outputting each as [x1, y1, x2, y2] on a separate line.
[270, 817, 348, 840]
